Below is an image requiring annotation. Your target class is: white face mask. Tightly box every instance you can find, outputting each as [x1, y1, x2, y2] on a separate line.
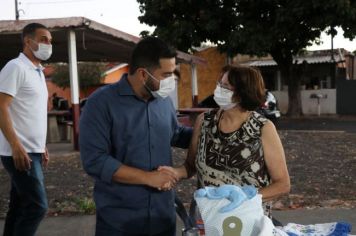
[213, 84, 237, 110]
[145, 70, 176, 98]
[30, 39, 52, 61]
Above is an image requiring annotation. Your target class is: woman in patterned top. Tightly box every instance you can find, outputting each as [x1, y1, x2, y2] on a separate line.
[162, 65, 290, 217]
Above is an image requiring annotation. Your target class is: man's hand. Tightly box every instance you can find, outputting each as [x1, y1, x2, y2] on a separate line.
[42, 147, 49, 168]
[11, 143, 32, 171]
[157, 166, 179, 191]
[147, 169, 178, 191]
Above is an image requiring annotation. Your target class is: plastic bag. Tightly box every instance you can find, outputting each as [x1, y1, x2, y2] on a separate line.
[195, 186, 274, 236]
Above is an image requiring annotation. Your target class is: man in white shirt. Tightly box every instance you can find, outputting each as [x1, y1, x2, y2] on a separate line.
[0, 23, 52, 236]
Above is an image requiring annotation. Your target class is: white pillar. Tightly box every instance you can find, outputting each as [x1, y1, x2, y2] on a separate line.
[191, 64, 198, 106]
[68, 30, 80, 104]
[168, 79, 178, 109]
[67, 30, 80, 150]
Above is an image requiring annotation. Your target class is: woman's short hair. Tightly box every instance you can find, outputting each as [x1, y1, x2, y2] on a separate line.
[223, 65, 266, 111]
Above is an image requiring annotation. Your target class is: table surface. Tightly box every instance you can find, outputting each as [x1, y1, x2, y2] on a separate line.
[48, 110, 70, 116]
[177, 108, 212, 114]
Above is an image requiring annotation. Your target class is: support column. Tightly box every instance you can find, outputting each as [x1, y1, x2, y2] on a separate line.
[67, 30, 80, 150]
[191, 63, 198, 107]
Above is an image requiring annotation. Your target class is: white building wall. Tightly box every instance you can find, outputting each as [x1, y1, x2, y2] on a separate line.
[272, 89, 336, 115]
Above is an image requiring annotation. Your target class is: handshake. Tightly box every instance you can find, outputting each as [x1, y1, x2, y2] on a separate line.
[148, 166, 180, 191]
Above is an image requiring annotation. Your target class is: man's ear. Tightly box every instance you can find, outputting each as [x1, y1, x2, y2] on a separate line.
[23, 36, 30, 47]
[137, 68, 147, 83]
[24, 36, 36, 50]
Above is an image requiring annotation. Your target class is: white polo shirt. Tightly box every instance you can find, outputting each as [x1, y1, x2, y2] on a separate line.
[0, 53, 48, 156]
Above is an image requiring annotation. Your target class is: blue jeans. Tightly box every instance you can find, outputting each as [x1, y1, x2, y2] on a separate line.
[1, 153, 48, 236]
[95, 212, 176, 236]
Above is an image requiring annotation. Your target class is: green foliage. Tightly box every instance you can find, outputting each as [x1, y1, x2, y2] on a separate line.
[138, 0, 355, 55]
[51, 62, 106, 95]
[76, 197, 96, 214]
[138, 0, 356, 115]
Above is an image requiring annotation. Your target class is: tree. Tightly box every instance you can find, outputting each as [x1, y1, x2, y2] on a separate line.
[138, 0, 356, 116]
[51, 62, 106, 96]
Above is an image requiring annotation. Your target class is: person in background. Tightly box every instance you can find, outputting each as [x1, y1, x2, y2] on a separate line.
[0, 23, 52, 236]
[51, 92, 59, 110]
[80, 37, 192, 236]
[162, 65, 290, 219]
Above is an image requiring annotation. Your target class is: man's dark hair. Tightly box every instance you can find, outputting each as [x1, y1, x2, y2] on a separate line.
[22, 23, 48, 44]
[129, 37, 177, 75]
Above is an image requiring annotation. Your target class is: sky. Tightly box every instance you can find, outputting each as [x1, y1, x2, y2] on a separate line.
[0, 0, 355, 52]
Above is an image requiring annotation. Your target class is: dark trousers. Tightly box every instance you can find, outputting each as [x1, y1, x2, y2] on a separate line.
[95, 212, 176, 236]
[1, 153, 48, 236]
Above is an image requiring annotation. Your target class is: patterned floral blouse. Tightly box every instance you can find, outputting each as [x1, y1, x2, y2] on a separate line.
[194, 109, 272, 217]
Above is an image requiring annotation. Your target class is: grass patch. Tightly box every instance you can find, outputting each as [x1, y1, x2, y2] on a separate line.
[76, 197, 96, 214]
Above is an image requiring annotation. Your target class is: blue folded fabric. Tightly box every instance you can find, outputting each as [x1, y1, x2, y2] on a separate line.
[329, 222, 352, 236]
[194, 185, 257, 213]
[241, 185, 257, 199]
[283, 221, 352, 236]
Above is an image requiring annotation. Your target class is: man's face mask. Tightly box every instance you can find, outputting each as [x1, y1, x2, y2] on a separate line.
[30, 39, 52, 61]
[213, 84, 237, 110]
[144, 70, 176, 98]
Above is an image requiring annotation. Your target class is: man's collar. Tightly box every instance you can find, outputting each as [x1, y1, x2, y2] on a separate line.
[19, 53, 44, 71]
[117, 74, 135, 96]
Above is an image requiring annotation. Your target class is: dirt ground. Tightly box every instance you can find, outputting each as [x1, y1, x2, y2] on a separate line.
[0, 129, 355, 217]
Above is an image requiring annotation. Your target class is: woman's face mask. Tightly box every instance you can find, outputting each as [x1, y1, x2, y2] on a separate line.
[213, 84, 237, 110]
[144, 70, 176, 98]
[30, 39, 52, 61]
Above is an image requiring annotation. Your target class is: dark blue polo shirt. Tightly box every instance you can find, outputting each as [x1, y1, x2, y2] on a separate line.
[79, 74, 192, 235]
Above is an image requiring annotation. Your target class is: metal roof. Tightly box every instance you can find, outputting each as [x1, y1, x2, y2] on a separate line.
[0, 17, 206, 67]
[103, 63, 129, 76]
[241, 53, 345, 67]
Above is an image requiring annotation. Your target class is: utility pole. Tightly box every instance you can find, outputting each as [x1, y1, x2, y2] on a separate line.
[331, 30, 334, 61]
[15, 0, 19, 20]
[330, 26, 336, 87]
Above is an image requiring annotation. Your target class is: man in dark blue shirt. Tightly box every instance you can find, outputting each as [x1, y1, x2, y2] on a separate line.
[80, 37, 192, 236]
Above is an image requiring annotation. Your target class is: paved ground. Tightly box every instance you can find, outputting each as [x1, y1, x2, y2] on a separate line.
[0, 209, 355, 235]
[0, 115, 355, 235]
[277, 115, 356, 133]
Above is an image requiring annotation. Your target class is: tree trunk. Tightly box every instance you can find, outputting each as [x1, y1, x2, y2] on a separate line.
[281, 66, 303, 117]
[271, 47, 303, 117]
